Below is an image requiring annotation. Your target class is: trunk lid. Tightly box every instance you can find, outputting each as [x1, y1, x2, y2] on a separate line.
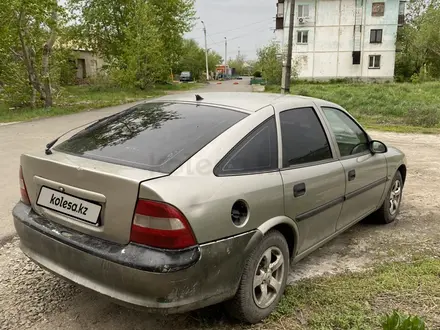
[21, 152, 166, 244]
[19, 102, 247, 245]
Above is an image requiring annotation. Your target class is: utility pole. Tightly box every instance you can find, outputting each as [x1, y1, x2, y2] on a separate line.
[238, 46, 241, 58]
[201, 20, 210, 81]
[224, 37, 228, 79]
[281, 0, 295, 94]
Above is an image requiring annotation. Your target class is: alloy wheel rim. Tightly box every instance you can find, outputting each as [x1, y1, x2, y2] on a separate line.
[252, 246, 285, 309]
[389, 179, 402, 216]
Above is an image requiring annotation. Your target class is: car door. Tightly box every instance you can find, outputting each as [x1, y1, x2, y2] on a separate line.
[321, 106, 387, 231]
[277, 106, 346, 254]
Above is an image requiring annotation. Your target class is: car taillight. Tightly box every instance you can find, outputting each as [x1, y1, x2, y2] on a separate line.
[130, 200, 197, 249]
[19, 166, 30, 205]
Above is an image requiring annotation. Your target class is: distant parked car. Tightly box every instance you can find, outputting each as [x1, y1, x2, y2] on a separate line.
[14, 93, 407, 324]
[179, 71, 192, 82]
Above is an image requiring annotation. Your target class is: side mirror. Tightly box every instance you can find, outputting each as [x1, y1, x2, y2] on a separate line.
[369, 140, 387, 154]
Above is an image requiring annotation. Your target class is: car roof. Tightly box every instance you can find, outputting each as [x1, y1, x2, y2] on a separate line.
[153, 92, 331, 113]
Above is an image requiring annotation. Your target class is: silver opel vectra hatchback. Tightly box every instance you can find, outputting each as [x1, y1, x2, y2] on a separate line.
[14, 92, 407, 323]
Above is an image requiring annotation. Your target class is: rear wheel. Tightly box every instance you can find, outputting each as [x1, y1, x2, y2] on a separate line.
[374, 171, 403, 224]
[225, 230, 289, 324]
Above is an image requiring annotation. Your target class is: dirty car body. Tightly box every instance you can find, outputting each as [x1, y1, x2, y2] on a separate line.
[13, 92, 407, 321]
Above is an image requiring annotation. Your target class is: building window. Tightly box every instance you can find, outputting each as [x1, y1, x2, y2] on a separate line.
[370, 29, 383, 43]
[352, 51, 361, 65]
[276, 17, 284, 29]
[298, 4, 310, 17]
[369, 55, 381, 69]
[398, 1, 405, 25]
[297, 30, 308, 44]
[372, 2, 385, 16]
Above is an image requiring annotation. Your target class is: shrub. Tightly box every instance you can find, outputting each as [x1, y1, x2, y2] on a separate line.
[405, 106, 440, 127]
[382, 311, 425, 330]
[253, 71, 262, 78]
[410, 73, 421, 84]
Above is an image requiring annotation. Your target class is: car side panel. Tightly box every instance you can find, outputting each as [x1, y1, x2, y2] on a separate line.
[139, 173, 284, 244]
[378, 146, 407, 205]
[272, 100, 346, 254]
[337, 153, 388, 230]
[312, 100, 389, 229]
[280, 162, 346, 254]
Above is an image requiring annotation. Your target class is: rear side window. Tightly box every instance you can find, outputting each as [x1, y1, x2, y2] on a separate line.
[55, 103, 247, 173]
[280, 107, 332, 167]
[215, 117, 278, 175]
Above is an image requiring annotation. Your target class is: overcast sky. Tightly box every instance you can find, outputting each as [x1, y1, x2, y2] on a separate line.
[185, 0, 277, 61]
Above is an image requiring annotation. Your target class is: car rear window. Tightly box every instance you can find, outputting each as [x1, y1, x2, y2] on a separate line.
[55, 102, 247, 173]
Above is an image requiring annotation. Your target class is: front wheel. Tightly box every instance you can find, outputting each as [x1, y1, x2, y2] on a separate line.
[374, 171, 403, 224]
[225, 230, 289, 324]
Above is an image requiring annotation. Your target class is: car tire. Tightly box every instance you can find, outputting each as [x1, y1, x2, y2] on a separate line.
[225, 230, 289, 324]
[374, 171, 403, 224]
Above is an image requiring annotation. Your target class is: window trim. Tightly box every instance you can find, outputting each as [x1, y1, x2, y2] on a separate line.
[297, 30, 309, 44]
[320, 106, 372, 160]
[368, 55, 381, 69]
[278, 107, 334, 170]
[213, 116, 279, 177]
[370, 29, 383, 44]
[297, 4, 310, 18]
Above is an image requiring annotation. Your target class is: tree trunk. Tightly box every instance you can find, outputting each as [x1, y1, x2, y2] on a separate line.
[42, 11, 58, 108]
[17, 9, 45, 105]
[30, 86, 36, 108]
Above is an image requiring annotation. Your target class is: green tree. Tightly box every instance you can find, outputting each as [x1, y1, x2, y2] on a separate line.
[0, 0, 64, 107]
[173, 39, 222, 81]
[207, 51, 223, 79]
[395, 0, 440, 80]
[228, 54, 246, 76]
[67, 0, 196, 87]
[255, 42, 283, 85]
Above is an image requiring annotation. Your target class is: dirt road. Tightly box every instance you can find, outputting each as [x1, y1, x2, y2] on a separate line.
[1, 129, 439, 330]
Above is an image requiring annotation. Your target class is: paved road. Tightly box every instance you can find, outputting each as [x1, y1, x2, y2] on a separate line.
[0, 79, 252, 242]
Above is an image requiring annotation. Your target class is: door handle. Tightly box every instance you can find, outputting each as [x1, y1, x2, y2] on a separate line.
[348, 169, 356, 181]
[293, 183, 306, 197]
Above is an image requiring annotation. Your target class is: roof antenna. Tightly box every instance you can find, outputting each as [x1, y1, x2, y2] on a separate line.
[195, 94, 204, 101]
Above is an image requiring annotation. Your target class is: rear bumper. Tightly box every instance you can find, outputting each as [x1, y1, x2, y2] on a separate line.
[13, 202, 262, 313]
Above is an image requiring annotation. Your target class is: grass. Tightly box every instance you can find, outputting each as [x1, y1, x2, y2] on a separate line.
[265, 81, 440, 133]
[185, 258, 440, 330]
[270, 257, 440, 329]
[0, 82, 203, 123]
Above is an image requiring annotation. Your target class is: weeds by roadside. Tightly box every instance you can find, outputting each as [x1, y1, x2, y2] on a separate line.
[265, 82, 440, 133]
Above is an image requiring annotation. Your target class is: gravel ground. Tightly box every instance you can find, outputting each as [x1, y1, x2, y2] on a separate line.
[0, 130, 439, 329]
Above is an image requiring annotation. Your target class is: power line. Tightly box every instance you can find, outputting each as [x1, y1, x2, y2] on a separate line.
[207, 26, 273, 47]
[207, 34, 218, 46]
[191, 18, 273, 40]
[208, 19, 273, 37]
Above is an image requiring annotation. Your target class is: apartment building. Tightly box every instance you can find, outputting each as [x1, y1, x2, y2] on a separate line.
[275, 0, 406, 80]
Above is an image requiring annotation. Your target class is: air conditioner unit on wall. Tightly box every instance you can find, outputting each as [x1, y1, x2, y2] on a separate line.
[298, 17, 306, 24]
